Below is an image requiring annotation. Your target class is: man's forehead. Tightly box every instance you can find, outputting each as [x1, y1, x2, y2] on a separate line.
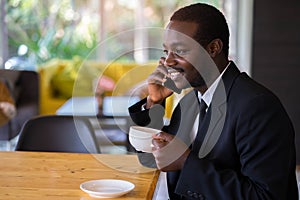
[165, 21, 198, 38]
[163, 21, 198, 46]
[166, 20, 198, 29]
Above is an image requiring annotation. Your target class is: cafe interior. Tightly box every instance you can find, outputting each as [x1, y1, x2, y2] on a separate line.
[0, 0, 300, 199]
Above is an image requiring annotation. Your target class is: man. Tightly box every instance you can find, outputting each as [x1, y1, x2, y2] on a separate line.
[129, 3, 298, 200]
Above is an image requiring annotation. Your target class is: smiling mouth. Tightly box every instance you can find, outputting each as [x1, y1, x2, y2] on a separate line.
[167, 67, 183, 80]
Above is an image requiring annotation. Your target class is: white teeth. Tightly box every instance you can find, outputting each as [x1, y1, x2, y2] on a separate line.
[170, 72, 180, 75]
[170, 71, 181, 80]
[166, 67, 182, 80]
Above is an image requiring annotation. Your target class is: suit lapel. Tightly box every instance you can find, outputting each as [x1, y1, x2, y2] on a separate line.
[197, 62, 241, 158]
[198, 95, 226, 158]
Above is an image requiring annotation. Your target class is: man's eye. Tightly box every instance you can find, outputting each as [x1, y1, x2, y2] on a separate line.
[174, 49, 188, 56]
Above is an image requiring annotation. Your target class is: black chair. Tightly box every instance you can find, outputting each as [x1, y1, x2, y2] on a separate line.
[15, 115, 100, 153]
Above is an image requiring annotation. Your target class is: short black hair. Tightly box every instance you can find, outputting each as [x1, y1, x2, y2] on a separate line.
[170, 3, 230, 57]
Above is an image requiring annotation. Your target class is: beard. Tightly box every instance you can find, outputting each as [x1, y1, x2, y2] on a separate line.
[174, 74, 206, 90]
[189, 73, 207, 88]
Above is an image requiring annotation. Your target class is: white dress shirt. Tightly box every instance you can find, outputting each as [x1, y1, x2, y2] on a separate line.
[191, 62, 230, 140]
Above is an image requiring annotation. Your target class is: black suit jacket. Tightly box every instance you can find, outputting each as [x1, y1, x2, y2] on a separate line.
[129, 62, 298, 200]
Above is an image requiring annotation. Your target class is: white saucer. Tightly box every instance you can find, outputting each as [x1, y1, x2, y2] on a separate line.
[80, 179, 135, 198]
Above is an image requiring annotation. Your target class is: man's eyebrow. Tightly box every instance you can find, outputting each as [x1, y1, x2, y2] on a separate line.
[163, 42, 188, 49]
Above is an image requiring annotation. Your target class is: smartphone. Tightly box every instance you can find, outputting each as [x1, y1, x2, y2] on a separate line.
[163, 77, 182, 94]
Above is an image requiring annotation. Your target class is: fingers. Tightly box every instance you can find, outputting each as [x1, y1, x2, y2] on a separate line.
[147, 57, 169, 85]
[152, 138, 167, 150]
[146, 57, 174, 105]
[152, 132, 170, 141]
[158, 57, 166, 66]
[157, 57, 168, 76]
[151, 132, 173, 150]
[147, 73, 166, 85]
[151, 132, 190, 171]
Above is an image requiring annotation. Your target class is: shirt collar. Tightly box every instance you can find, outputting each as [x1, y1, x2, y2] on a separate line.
[197, 61, 231, 106]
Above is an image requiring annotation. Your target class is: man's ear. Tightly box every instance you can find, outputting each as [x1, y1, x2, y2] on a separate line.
[206, 39, 223, 57]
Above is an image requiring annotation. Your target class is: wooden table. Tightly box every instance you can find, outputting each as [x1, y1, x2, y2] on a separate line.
[0, 151, 160, 200]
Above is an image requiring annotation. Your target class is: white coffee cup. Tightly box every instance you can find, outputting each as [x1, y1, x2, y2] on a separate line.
[129, 126, 161, 153]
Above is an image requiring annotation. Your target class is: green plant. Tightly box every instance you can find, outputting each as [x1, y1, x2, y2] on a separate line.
[6, 0, 98, 66]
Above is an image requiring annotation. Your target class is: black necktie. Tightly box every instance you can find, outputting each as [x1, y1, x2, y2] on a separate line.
[199, 99, 207, 124]
[192, 99, 208, 151]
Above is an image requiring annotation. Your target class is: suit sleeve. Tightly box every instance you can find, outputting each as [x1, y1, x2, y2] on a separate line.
[175, 94, 297, 199]
[128, 98, 166, 168]
[128, 97, 165, 129]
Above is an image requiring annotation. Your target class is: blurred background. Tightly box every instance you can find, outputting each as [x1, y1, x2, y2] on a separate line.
[0, 0, 250, 71]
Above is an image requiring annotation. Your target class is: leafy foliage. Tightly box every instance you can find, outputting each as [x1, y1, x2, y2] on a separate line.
[6, 0, 98, 65]
[4, 0, 221, 66]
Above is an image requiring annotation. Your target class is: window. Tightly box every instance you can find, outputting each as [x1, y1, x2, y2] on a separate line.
[0, 0, 252, 73]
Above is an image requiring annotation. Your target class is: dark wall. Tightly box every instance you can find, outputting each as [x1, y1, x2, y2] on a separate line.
[251, 1, 300, 163]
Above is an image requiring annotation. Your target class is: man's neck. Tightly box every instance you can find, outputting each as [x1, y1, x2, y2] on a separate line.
[195, 60, 231, 96]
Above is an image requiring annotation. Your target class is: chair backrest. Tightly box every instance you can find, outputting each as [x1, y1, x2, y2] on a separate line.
[15, 115, 100, 153]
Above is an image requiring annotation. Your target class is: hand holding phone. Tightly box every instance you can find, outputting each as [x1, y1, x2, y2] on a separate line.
[145, 58, 182, 108]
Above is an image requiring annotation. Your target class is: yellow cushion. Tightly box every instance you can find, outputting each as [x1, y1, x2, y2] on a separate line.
[38, 59, 173, 118]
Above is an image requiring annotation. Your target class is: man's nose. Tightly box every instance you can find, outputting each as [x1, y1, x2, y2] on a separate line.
[164, 52, 177, 67]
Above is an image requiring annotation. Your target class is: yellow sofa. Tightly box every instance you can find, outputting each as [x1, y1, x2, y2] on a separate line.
[38, 58, 174, 117]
